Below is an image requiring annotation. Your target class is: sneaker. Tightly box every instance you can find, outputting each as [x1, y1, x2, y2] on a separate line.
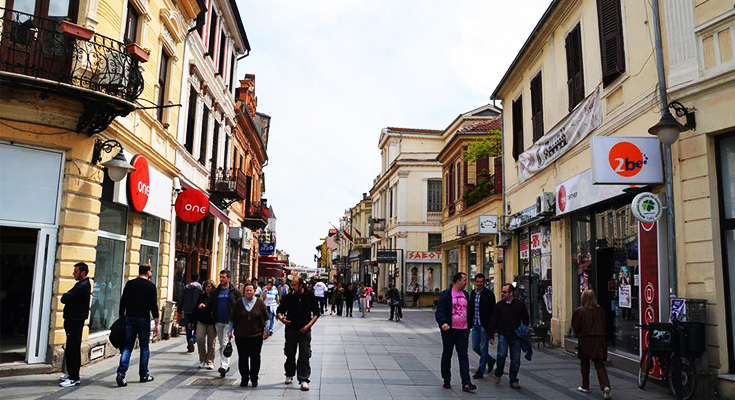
[59, 375, 69, 381]
[473, 371, 483, 379]
[206, 363, 214, 370]
[251, 379, 258, 388]
[603, 387, 612, 399]
[493, 376, 501, 385]
[59, 378, 80, 387]
[240, 380, 248, 387]
[285, 376, 293, 385]
[140, 375, 154, 383]
[116, 375, 127, 387]
[462, 383, 477, 392]
[197, 362, 204, 369]
[443, 381, 451, 389]
[300, 381, 310, 391]
[268, 330, 273, 336]
[578, 387, 590, 393]
[510, 382, 521, 389]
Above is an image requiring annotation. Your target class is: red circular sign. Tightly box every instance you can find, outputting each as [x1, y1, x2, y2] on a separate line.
[608, 142, 647, 177]
[175, 189, 210, 223]
[558, 185, 567, 212]
[127, 155, 150, 212]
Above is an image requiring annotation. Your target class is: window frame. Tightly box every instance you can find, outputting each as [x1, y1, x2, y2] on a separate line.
[427, 179, 442, 213]
[512, 95, 524, 160]
[597, 0, 626, 87]
[565, 23, 586, 112]
[156, 50, 171, 122]
[124, 2, 140, 44]
[530, 72, 544, 142]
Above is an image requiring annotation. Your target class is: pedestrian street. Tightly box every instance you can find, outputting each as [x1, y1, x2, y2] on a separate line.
[0, 304, 672, 400]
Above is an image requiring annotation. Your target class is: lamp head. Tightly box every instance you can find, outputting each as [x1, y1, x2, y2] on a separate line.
[102, 151, 135, 182]
[648, 109, 686, 146]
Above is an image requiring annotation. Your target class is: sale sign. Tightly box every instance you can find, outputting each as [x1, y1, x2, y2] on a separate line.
[175, 189, 209, 223]
[127, 155, 150, 212]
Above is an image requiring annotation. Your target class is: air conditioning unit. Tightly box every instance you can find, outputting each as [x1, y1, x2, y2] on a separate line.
[536, 192, 556, 215]
[456, 224, 467, 236]
[229, 227, 242, 240]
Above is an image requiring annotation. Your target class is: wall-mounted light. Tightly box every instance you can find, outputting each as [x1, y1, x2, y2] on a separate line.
[648, 100, 696, 145]
[171, 177, 182, 206]
[92, 139, 135, 182]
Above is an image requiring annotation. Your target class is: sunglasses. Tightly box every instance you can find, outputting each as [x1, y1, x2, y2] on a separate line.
[501, 291, 508, 294]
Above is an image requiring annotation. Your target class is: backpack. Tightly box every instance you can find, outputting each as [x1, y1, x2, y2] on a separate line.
[109, 317, 126, 350]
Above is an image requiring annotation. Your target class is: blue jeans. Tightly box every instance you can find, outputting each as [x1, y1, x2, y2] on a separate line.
[268, 306, 276, 332]
[184, 313, 196, 342]
[440, 329, 471, 385]
[116, 317, 151, 378]
[495, 333, 521, 384]
[472, 323, 495, 373]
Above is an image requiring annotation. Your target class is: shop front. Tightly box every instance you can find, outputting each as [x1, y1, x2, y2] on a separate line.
[406, 251, 442, 306]
[173, 187, 216, 302]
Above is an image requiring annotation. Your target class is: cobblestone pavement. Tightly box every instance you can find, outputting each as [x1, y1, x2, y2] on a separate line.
[0, 304, 673, 399]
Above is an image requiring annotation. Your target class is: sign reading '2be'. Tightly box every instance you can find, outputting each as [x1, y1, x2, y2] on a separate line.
[127, 154, 150, 212]
[175, 189, 210, 223]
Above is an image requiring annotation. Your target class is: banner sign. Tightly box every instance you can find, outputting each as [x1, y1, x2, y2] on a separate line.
[530, 232, 541, 251]
[555, 169, 633, 215]
[406, 251, 442, 263]
[259, 241, 275, 255]
[127, 155, 150, 212]
[520, 239, 529, 260]
[377, 250, 398, 263]
[519, 86, 602, 182]
[478, 215, 499, 234]
[508, 205, 539, 230]
[590, 137, 663, 184]
[175, 189, 209, 223]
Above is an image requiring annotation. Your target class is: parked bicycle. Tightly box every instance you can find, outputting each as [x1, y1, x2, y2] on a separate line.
[392, 299, 402, 322]
[637, 321, 698, 400]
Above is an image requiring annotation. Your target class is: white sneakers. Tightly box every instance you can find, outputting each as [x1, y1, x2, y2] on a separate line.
[578, 387, 590, 393]
[300, 381, 310, 391]
[59, 378, 80, 387]
[284, 376, 308, 391]
[603, 387, 612, 399]
[285, 376, 293, 384]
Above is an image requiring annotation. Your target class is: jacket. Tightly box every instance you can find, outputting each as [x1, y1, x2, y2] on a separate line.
[211, 284, 242, 323]
[61, 278, 91, 321]
[179, 281, 203, 314]
[191, 293, 215, 325]
[514, 324, 534, 361]
[571, 306, 608, 360]
[275, 290, 321, 331]
[229, 297, 268, 337]
[489, 298, 529, 338]
[435, 287, 472, 329]
[466, 287, 496, 331]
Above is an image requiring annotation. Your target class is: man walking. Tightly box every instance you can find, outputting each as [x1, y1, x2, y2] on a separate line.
[435, 272, 476, 392]
[489, 284, 530, 389]
[344, 283, 355, 317]
[276, 276, 320, 391]
[116, 264, 159, 387]
[467, 273, 496, 379]
[357, 282, 366, 317]
[59, 262, 91, 387]
[211, 270, 242, 377]
[179, 273, 202, 353]
[313, 279, 327, 314]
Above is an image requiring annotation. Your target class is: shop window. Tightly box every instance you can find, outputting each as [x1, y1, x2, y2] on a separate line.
[140, 214, 161, 286]
[468, 245, 478, 290]
[447, 249, 459, 289]
[715, 134, 735, 372]
[90, 201, 127, 333]
[517, 226, 552, 326]
[407, 264, 442, 293]
[483, 242, 495, 291]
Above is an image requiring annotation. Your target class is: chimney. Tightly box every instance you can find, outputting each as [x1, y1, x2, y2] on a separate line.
[236, 75, 257, 116]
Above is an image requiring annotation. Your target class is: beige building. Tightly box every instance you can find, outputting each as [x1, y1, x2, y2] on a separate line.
[492, 0, 735, 397]
[369, 128, 443, 303]
[348, 194, 372, 284]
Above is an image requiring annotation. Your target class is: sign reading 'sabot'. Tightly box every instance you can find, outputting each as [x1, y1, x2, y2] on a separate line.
[590, 137, 663, 184]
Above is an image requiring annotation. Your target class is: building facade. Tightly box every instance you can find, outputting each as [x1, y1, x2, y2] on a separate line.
[349, 194, 372, 285]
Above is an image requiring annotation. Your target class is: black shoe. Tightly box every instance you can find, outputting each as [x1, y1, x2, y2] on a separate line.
[473, 371, 483, 379]
[487, 360, 495, 374]
[462, 383, 477, 392]
[251, 380, 258, 387]
[443, 381, 451, 389]
[240, 380, 248, 387]
[116, 375, 127, 387]
[218, 367, 229, 377]
[140, 375, 154, 383]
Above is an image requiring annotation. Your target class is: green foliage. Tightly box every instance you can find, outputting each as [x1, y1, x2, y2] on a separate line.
[463, 129, 502, 163]
[461, 178, 495, 207]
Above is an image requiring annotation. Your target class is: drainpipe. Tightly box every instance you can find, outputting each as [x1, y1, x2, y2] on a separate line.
[651, 0, 678, 299]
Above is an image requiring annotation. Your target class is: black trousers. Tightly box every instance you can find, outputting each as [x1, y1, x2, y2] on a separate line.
[64, 319, 84, 381]
[336, 301, 343, 316]
[317, 297, 326, 313]
[345, 299, 354, 316]
[235, 335, 263, 383]
[284, 328, 312, 383]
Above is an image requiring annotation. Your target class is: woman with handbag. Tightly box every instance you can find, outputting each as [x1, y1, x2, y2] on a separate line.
[191, 280, 217, 369]
[227, 283, 269, 387]
[572, 289, 612, 399]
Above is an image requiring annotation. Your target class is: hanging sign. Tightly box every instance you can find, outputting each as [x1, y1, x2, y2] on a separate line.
[631, 192, 663, 223]
[478, 215, 499, 234]
[590, 137, 663, 184]
[175, 189, 210, 223]
[377, 250, 398, 263]
[127, 155, 150, 212]
[518, 86, 602, 182]
[259, 242, 275, 255]
[555, 169, 634, 215]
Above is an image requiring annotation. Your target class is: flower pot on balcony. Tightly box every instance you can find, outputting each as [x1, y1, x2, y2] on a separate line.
[125, 43, 150, 63]
[58, 20, 94, 41]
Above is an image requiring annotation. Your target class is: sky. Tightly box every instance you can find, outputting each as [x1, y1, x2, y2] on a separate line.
[235, 0, 552, 267]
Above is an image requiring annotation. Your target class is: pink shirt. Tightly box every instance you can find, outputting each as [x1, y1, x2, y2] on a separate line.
[451, 289, 468, 329]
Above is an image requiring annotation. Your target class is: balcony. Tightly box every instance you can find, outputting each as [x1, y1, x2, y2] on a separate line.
[242, 201, 269, 231]
[209, 168, 248, 209]
[0, 9, 144, 135]
[353, 237, 370, 249]
[427, 211, 442, 223]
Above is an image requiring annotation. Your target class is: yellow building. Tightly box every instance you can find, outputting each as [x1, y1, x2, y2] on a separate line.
[0, 0, 199, 373]
[348, 194, 372, 284]
[493, 0, 735, 396]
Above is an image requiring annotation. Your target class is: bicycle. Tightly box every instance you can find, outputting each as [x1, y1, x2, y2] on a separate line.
[637, 323, 697, 400]
[392, 299, 402, 322]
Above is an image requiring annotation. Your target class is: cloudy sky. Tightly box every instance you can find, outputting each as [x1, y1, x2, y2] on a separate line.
[235, 0, 551, 266]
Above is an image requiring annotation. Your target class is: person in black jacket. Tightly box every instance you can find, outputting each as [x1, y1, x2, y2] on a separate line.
[435, 272, 476, 392]
[190, 280, 216, 369]
[115, 264, 159, 387]
[467, 273, 496, 379]
[59, 262, 91, 387]
[344, 283, 355, 317]
[488, 284, 530, 389]
[210, 270, 242, 377]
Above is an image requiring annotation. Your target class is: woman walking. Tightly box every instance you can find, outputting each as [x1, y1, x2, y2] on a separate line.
[333, 282, 345, 316]
[264, 280, 279, 335]
[365, 285, 373, 312]
[412, 283, 420, 308]
[228, 283, 269, 387]
[572, 290, 612, 399]
[191, 280, 217, 369]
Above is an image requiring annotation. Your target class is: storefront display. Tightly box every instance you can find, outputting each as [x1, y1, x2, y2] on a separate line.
[483, 242, 495, 290]
[516, 225, 552, 326]
[408, 251, 442, 293]
[446, 248, 459, 288]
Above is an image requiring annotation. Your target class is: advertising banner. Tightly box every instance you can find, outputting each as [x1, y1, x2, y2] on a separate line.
[590, 137, 663, 184]
[519, 86, 602, 182]
[555, 169, 633, 215]
[520, 239, 529, 260]
[259, 241, 275, 256]
[639, 221, 661, 378]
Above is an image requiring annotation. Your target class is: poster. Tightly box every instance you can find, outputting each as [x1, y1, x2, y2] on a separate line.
[531, 233, 541, 251]
[520, 239, 529, 260]
[619, 284, 632, 308]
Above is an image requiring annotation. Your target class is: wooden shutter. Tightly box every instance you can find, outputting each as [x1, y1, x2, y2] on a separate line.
[476, 156, 490, 178]
[448, 164, 455, 203]
[512, 96, 524, 160]
[565, 24, 585, 111]
[597, 0, 625, 86]
[531, 72, 544, 142]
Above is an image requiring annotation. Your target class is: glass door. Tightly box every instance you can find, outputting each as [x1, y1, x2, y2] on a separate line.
[716, 133, 735, 373]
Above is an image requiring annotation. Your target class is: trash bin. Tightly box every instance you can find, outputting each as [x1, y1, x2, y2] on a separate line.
[648, 322, 673, 357]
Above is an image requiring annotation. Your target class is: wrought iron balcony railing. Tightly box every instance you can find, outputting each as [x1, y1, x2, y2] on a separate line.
[0, 9, 144, 103]
[242, 201, 269, 231]
[210, 168, 248, 201]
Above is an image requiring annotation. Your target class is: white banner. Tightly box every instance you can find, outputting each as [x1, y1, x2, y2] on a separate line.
[555, 169, 634, 215]
[519, 87, 602, 182]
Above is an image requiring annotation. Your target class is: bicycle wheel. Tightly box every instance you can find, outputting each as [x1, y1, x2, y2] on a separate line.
[637, 349, 653, 389]
[667, 357, 697, 400]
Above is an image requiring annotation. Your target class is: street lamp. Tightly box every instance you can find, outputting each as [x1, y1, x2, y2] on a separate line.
[648, 101, 696, 145]
[91, 139, 135, 182]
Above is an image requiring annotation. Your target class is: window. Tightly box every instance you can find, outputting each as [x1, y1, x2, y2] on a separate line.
[212, 121, 220, 169]
[156, 50, 170, 122]
[217, 31, 226, 76]
[427, 180, 442, 212]
[229, 53, 236, 89]
[199, 107, 210, 165]
[597, 0, 626, 87]
[207, 11, 218, 57]
[223, 134, 230, 171]
[448, 164, 455, 208]
[184, 87, 197, 154]
[512, 96, 524, 160]
[140, 215, 161, 286]
[124, 3, 139, 44]
[90, 200, 127, 333]
[715, 133, 735, 372]
[565, 24, 585, 111]
[428, 233, 442, 251]
[195, 8, 206, 37]
[388, 187, 393, 219]
[531, 72, 544, 142]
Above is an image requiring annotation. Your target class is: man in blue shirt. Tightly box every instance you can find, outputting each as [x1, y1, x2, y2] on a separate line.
[211, 270, 242, 377]
[467, 273, 496, 379]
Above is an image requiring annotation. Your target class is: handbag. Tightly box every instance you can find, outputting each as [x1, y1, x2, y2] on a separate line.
[223, 339, 233, 357]
[109, 317, 126, 350]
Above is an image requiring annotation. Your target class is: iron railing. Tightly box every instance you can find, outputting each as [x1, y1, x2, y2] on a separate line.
[210, 168, 248, 201]
[0, 9, 144, 103]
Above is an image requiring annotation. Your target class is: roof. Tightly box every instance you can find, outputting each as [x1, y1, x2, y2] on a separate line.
[268, 206, 275, 219]
[228, 0, 251, 52]
[384, 127, 443, 135]
[491, 0, 562, 100]
[458, 117, 502, 133]
[442, 104, 502, 134]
